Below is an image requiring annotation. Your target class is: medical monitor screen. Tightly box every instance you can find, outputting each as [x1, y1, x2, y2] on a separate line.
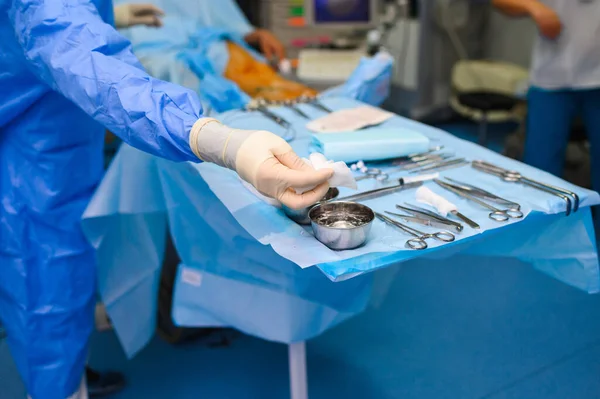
[313, 0, 371, 24]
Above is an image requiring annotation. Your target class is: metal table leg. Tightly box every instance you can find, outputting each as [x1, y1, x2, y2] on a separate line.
[288, 342, 308, 399]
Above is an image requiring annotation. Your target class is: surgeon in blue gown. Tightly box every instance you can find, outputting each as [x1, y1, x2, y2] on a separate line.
[0, 1, 333, 398]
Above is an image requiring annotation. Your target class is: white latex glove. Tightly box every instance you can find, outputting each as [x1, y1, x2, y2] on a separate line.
[113, 4, 165, 29]
[190, 118, 334, 209]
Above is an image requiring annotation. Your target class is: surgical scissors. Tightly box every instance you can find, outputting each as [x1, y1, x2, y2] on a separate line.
[444, 177, 521, 211]
[376, 213, 455, 250]
[434, 179, 524, 222]
[472, 160, 579, 215]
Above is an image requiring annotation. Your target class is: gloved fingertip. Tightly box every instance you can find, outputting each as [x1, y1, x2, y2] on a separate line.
[318, 168, 334, 179]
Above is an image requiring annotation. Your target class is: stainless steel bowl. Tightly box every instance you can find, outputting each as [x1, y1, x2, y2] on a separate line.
[308, 202, 375, 250]
[282, 187, 340, 225]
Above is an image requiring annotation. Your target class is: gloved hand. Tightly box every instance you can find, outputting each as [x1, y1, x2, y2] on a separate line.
[244, 29, 286, 63]
[113, 4, 165, 29]
[189, 118, 333, 209]
[529, 2, 562, 39]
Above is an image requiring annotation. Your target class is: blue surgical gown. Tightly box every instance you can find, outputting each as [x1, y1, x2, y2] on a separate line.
[0, 0, 204, 397]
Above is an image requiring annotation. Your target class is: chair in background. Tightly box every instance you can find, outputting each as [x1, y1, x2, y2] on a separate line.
[450, 60, 528, 147]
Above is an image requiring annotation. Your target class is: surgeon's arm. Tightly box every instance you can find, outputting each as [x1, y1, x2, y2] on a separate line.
[492, 0, 562, 39]
[8, 0, 334, 208]
[9, 0, 200, 162]
[492, 0, 541, 16]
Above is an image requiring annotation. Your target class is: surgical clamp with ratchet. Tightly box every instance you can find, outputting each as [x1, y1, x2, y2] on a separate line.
[471, 160, 579, 215]
[376, 213, 455, 250]
[434, 179, 524, 222]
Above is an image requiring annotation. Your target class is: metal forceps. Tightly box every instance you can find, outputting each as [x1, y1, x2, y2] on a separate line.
[376, 213, 455, 250]
[281, 100, 310, 119]
[247, 100, 291, 128]
[393, 203, 464, 232]
[472, 160, 579, 215]
[434, 179, 524, 222]
[444, 177, 521, 211]
[298, 95, 333, 113]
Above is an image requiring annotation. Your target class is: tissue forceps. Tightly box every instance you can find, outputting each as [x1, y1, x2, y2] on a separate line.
[472, 160, 578, 215]
[435, 180, 524, 222]
[395, 204, 464, 232]
[408, 158, 468, 174]
[247, 102, 291, 128]
[298, 95, 333, 113]
[444, 177, 521, 211]
[376, 213, 455, 250]
[282, 100, 310, 119]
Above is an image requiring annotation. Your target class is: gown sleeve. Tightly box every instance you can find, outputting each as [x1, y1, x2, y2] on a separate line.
[8, 0, 203, 162]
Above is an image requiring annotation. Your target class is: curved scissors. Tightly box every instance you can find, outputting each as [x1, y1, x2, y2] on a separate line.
[435, 180, 524, 222]
[376, 213, 455, 250]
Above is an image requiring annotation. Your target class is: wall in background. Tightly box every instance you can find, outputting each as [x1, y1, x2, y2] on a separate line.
[484, 11, 537, 69]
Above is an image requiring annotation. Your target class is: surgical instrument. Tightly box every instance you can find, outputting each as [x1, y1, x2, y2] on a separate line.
[416, 186, 481, 229]
[408, 158, 468, 174]
[352, 149, 449, 182]
[385, 210, 459, 233]
[282, 100, 310, 119]
[395, 204, 464, 232]
[247, 102, 291, 128]
[376, 213, 455, 250]
[339, 173, 439, 203]
[337, 181, 423, 203]
[472, 160, 578, 215]
[394, 153, 454, 171]
[434, 179, 524, 222]
[299, 96, 333, 113]
[444, 177, 521, 211]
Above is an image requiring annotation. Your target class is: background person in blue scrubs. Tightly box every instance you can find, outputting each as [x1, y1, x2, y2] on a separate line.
[492, 0, 600, 220]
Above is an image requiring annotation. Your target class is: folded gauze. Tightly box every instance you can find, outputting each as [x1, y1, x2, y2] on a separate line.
[241, 153, 357, 204]
[295, 153, 358, 194]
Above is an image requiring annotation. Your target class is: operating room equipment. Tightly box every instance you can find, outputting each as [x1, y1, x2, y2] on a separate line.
[299, 95, 333, 113]
[393, 153, 454, 171]
[375, 213, 455, 250]
[416, 186, 480, 229]
[309, 202, 375, 250]
[444, 177, 521, 211]
[434, 180, 524, 222]
[283, 100, 310, 119]
[471, 160, 579, 216]
[384, 210, 460, 233]
[351, 148, 446, 181]
[337, 181, 423, 203]
[282, 187, 340, 225]
[395, 204, 464, 232]
[247, 101, 291, 128]
[337, 173, 441, 203]
[408, 158, 468, 174]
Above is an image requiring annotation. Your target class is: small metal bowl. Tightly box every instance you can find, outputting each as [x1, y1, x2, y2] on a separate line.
[308, 202, 375, 250]
[282, 187, 340, 225]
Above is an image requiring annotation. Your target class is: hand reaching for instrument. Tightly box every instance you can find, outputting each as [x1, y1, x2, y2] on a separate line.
[529, 2, 562, 39]
[244, 29, 286, 64]
[190, 119, 333, 209]
[114, 4, 165, 29]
